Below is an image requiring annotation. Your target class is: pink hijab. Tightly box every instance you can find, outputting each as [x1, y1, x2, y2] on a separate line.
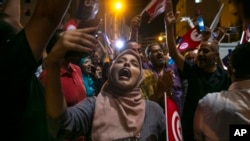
[91, 49, 145, 140]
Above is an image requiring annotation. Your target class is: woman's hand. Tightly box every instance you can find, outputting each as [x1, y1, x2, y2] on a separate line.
[46, 27, 98, 66]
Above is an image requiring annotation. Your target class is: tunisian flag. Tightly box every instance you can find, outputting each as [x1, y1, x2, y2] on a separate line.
[165, 94, 183, 141]
[177, 27, 202, 54]
[141, 0, 166, 23]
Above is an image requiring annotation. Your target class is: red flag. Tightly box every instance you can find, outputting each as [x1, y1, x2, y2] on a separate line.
[141, 0, 166, 23]
[177, 27, 202, 54]
[165, 94, 183, 141]
[63, 19, 77, 31]
[240, 26, 250, 44]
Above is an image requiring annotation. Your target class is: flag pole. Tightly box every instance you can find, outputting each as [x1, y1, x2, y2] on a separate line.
[140, 9, 145, 16]
[164, 92, 169, 141]
[240, 31, 246, 44]
[209, 3, 224, 32]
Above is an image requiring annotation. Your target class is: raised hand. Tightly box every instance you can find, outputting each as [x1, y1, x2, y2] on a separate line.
[47, 27, 98, 65]
[129, 15, 141, 41]
[164, 0, 180, 26]
[130, 15, 141, 31]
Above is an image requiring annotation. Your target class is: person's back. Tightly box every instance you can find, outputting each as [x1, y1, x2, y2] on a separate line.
[0, 0, 72, 140]
[0, 27, 51, 140]
[194, 42, 250, 141]
[194, 89, 250, 141]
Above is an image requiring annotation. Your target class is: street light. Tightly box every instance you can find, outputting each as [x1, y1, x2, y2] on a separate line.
[114, 2, 122, 10]
[110, 0, 126, 40]
[158, 33, 166, 42]
[112, 0, 124, 14]
[158, 36, 163, 42]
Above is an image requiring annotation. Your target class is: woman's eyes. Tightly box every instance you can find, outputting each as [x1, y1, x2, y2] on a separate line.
[117, 59, 139, 67]
[131, 61, 139, 67]
[117, 60, 124, 64]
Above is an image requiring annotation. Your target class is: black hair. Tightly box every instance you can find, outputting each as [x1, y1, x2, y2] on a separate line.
[200, 40, 220, 53]
[230, 42, 250, 78]
[145, 42, 162, 57]
[241, 0, 250, 20]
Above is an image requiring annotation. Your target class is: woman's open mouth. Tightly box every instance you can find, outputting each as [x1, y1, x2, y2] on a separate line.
[119, 68, 131, 80]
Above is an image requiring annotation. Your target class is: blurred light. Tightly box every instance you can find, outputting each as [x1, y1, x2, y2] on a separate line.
[158, 36, 163, 42]
[109, 0, 125, 13]
[115, 39, 125, 49]
[195, 0, 202, 3]
[115, 2, 122, 10]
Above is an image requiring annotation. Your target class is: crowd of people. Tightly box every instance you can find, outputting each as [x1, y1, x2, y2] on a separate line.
[1, 0, 250, 141]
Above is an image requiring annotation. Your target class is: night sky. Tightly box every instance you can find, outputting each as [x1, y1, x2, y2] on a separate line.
[124, 0, 166, 37]
[123, 0, 179, 37]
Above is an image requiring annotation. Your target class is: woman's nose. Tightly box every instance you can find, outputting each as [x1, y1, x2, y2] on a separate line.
[124, 62, 130, 67]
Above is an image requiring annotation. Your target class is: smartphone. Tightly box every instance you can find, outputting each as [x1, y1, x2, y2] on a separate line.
[196, 16, 205, 34]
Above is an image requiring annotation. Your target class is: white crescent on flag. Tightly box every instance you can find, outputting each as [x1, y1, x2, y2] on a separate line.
[177, 28, 202, 54]
[165, 93, 183, 141]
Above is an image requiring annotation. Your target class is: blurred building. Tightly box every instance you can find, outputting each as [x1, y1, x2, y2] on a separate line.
[102, 0, 130, 41]
[0, 0, 244, 46]
[176, 0, 242, 42]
